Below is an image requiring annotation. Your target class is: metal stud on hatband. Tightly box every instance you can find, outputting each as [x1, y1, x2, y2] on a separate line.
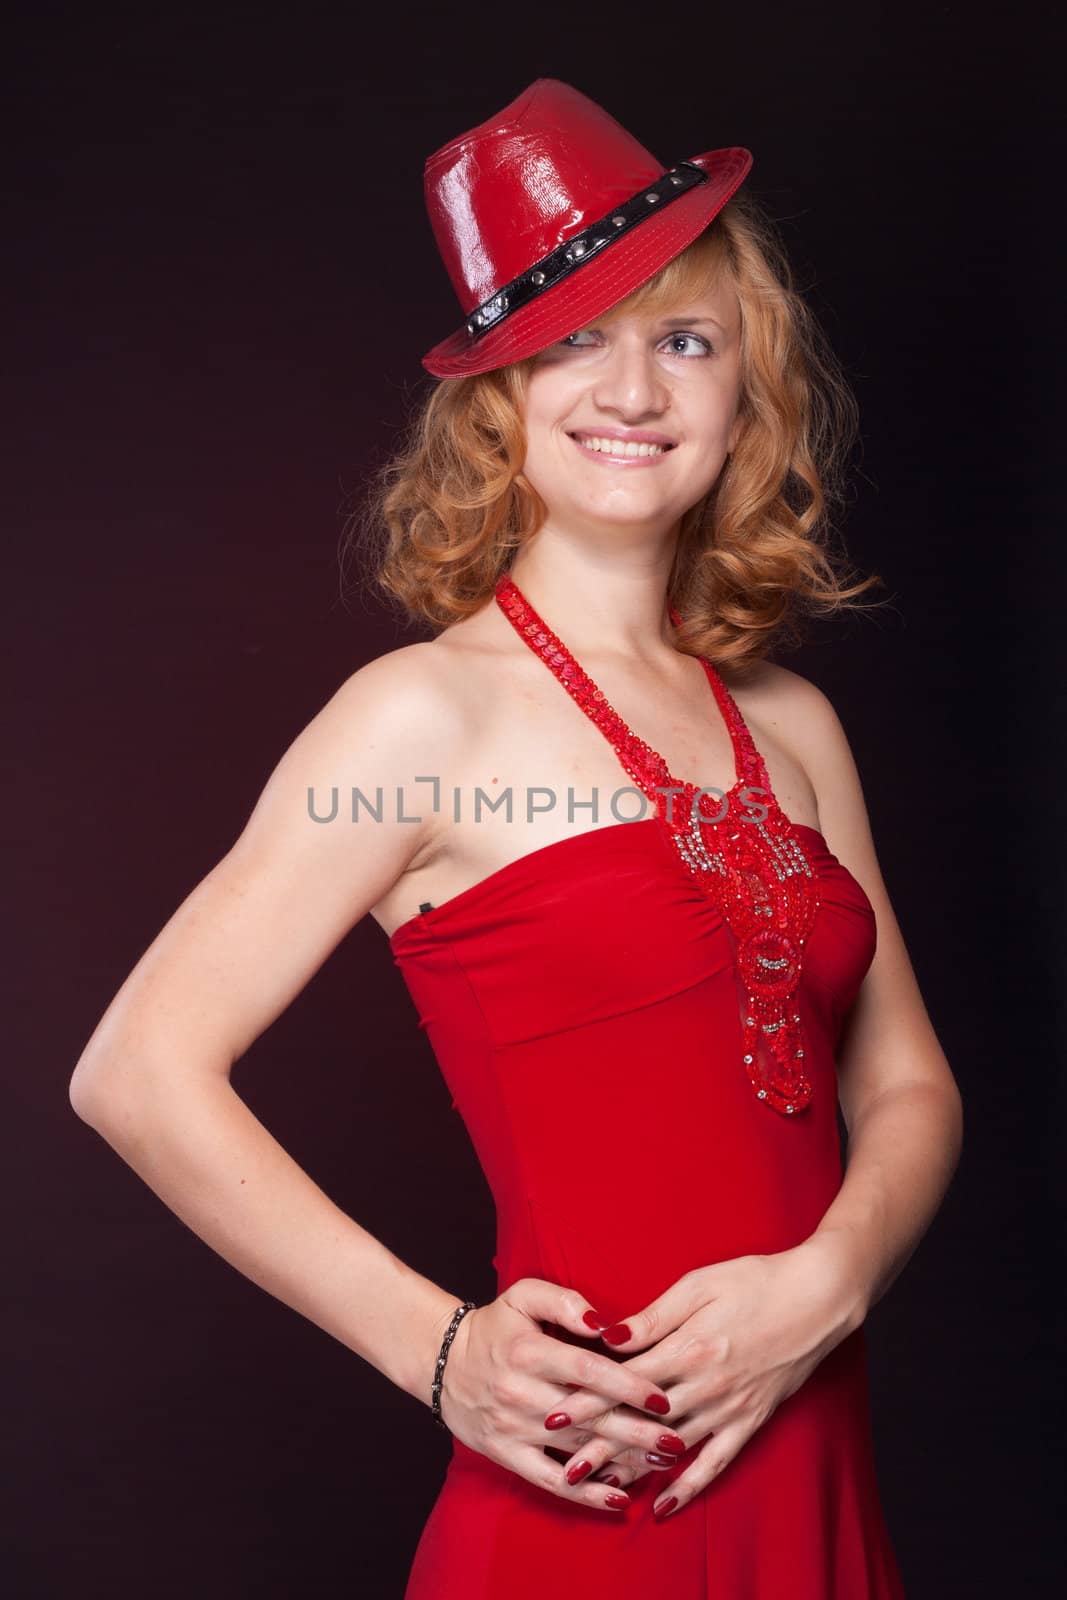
[463, 163, 709, 345]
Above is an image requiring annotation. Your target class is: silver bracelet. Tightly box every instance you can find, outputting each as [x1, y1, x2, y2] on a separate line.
[431, 1301, 476, 1430]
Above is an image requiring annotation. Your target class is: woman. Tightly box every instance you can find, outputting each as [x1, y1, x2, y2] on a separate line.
[71, 80, 962, 1597]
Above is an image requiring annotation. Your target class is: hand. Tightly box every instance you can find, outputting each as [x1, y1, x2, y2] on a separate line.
[554, 1242, 864, 1517]
[437, 1277, 675, 1514]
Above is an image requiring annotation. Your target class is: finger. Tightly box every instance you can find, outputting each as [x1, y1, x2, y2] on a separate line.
[651, 1423, 740, 1520]
[543, 1388, 684, 1465]
[592, 1445, 656, 1488]
[547, 1403, 689, 1464]
[512, 1443, 632, 1514]
[566, 1439, 682, 1485]
[537, 1339, 672, 1420]
[550, 1431, 680, 1492]
[504, 1278, 625, 1347]
[597, 1272, 708, 1355]
[544, 1434, 617, 1487]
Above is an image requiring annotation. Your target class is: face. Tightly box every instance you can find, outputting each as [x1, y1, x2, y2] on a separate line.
[519, 276, 743, 543]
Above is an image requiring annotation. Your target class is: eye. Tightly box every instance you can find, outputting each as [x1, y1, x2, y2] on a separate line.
[559, 330, 597, 347]
[662, 332, 714, 357]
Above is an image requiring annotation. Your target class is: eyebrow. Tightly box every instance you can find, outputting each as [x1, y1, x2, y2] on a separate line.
[651, 312, 727, 334]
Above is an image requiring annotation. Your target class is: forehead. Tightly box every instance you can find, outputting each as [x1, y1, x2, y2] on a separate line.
[599, 274, 740, 336]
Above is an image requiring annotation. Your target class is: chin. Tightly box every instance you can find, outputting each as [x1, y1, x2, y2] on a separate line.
[571, 501, 684, 529]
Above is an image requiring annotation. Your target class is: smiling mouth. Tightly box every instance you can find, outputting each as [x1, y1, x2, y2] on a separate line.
[568, 432, 677, 462]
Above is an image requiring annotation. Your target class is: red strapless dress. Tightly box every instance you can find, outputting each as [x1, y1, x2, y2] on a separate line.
[389, 575, 906, 1598]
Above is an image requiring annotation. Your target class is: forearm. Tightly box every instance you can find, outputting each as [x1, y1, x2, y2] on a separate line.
[71, 1067, 464, 1406]
[803, 1078, 964, 1327]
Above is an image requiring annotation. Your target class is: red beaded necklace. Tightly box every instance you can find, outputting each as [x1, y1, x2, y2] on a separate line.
[495, 571, 821, 1117]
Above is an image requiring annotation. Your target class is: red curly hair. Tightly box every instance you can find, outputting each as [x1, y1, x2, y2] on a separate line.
[342, 188, 884, 674]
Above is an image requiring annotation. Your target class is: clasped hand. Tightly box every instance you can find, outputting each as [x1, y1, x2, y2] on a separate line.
[440, 1239, 861, 1519]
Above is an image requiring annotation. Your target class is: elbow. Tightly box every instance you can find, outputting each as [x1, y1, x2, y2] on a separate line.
[68, 1042, 156, 1131]
[69, 1053, 120, 1129]
[69, 1040, 235, 1132]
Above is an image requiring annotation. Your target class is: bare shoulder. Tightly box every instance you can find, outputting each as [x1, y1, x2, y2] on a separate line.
[223, 635, 477, 908]
[329, 636, 467, 721]
[725, 657, 879, 884]
[307, 637, 474, 775]
[724, 657, 843, 749]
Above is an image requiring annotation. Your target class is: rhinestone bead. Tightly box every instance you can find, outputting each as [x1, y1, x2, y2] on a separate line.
[493, 572, 820, 1119]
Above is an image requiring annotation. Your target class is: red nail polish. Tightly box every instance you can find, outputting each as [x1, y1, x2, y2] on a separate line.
[566, 1459, 593, 1485]
[601, 1322, 632, 1345]
[605, 1491, 630, 1509]
[582, 1309, 608, 1330]
[645, 1392, 670, 1415]
[544, 1412, 571, 1430]
[600, 1474, 621, 1487]
[657, 1433, 686, 1456]
[653, 1495, 678, 1520]
[645, 1451, 675, 1467]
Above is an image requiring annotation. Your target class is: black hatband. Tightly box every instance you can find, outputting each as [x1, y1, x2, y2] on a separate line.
[464, 160, 709, 343]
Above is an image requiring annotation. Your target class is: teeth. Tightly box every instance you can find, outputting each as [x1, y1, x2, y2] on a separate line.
[574, 435, 668, 458]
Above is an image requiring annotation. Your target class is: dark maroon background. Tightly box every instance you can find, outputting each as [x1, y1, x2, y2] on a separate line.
[6, 3, 1064, 1595]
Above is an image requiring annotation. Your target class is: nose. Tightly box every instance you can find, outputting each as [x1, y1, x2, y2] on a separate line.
[591, 337, 671, 421]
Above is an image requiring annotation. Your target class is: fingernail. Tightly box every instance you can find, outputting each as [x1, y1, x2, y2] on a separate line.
[544, 1412, 571, 1430]
[601, 1322, 632, 1345]
[653, 1495, 678, 1520]
[645, 1451, 675, 1467]
[645, 1392, 671, 1415]
[565, 1459, 593, 1485]
[600, 1474, 621, 1487]
[657, 1433, 686, 1456]
[605, 1491, 630, 1510]
[582, 1309, 609, 1330]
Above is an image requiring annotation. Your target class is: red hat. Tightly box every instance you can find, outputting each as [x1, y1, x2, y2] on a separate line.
[421, 78, 753, 379]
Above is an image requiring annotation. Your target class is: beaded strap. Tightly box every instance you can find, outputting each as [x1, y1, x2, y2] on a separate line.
[431, 1301, 477, 1431]
[495, 573, 821, 1117]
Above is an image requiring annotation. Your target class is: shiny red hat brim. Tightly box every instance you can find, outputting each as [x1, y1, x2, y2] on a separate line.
[421, 146, 752, 380]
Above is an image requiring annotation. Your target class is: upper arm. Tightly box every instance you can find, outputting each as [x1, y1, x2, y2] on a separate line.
[71, 643, 462, 1101]
[758, 664, 961, 1130]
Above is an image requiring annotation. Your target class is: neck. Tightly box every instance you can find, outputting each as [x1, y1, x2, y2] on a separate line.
[503, 531, 680, 659]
